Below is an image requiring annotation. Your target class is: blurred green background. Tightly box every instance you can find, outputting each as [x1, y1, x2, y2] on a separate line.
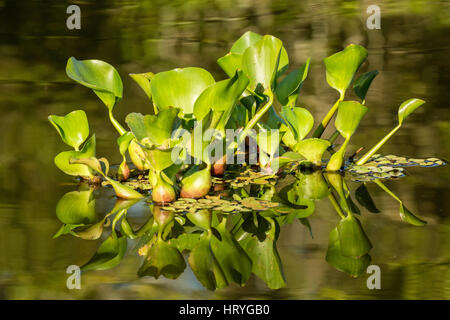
[0, 0, 449, 299]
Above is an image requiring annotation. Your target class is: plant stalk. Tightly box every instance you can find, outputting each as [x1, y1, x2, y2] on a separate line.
[241, 90, 274, 140]
[356, 124, 401, 165]
[312, 95, 343, 138]
[108, 109, 127, 135]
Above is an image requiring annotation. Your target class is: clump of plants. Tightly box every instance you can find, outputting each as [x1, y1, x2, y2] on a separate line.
[49, 31, 444, 204]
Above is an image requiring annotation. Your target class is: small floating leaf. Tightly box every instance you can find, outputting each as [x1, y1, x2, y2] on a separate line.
[48, 110, 89, 150]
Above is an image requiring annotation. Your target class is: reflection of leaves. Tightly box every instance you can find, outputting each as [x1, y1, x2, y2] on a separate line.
[138, 238, 186, 279]
[238, 216, 286, 289]
[337, 216, 372, 258]
[210, 220, 252, 286]
[188, 234, 228, 290]
[82, 234, 127, 271]
[326, 228, 371, 278]
[400, 204, 426, 226]
[355, 184, 380, 213]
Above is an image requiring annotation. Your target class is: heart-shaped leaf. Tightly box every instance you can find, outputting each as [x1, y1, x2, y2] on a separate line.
[293, 138, 330, 166]
[193, 70, 249, 121]
[242, 35, 289, 91]
[125, 108, 180, 147]
[54, 134, 96, 177]
[275, 59, 310, 106]
[150, 67, 215, 116]
[281, 106, 314, 142]
[335, 101, 368, 139]
[217, 31, 263, 77]
[324, 44, 368, 97]
[66, 57, 123, 110]
[48, 110, 89, 150]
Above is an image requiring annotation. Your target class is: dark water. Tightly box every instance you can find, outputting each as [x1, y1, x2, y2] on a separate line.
[0, 0, 449, 299]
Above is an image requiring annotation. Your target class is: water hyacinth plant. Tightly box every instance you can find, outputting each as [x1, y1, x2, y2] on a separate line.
[48, 31, 448, 290]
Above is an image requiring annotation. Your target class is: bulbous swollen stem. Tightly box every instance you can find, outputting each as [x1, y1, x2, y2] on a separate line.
[180, 164, 212, 199]
[151, 171, 176, 204]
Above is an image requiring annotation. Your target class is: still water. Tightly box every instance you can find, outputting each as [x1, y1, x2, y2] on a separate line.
[0, 0, 449, 299]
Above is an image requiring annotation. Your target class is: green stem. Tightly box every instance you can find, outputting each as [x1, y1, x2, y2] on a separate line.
[108, 109, 127, 135]
[356, 125, 401, 166]
[312, 95, 343, 138]
[328, 193, 346, 219]
[241, 90, 274, 141]
[112, 209, 127, 236]
[373, 179, 402, 203]
[328, 130, 340, 144]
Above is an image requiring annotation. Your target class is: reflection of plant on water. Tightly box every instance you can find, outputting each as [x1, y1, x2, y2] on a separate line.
[54, 160, 445, 290]
[48, 31, 446, 290]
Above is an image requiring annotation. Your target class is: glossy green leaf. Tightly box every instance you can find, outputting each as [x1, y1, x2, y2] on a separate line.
[353, 70, 378, 101]
[281, 106, 314, 142]
[193, 70, 249, 121]
[150, 67, 214, 116]
[335, 101, 368, 139]
[242, 35, 289, 91]
[138, 239, 186, 279]
[125, 108, 180, 147]
[81, 234, 127, 271]
[129, 72, 154, 100]
[324, 44, 368, 97]
[66, 57, 123, 110]
[48, 110, 89, 150]
[186, 209, 212, 231]
[275, 59, 310, 106]
[292, 138, 330, 166]
[217, 31, 263, 77]
[293, 171, 330, 200]
[54, 134, 96, 177]
[337, 215, 372, 258]
[398, 98, 426, 125]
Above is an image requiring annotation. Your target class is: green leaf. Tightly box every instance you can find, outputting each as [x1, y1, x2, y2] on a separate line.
[292, 138, 330, 166]
[326, 227, 371, 278]
[66, 57, 123, 110]
[210, 220, 252, 286]
[117, 132, 134, 157]
[54, 134, 96, 177]
[353, 70, 378, 101]
[398, 98, 425, 125]
[81, 234, 127, 271]
[399, 204, 427, 226]
[324, 44, 368, 97]
[193, 70, 249, 121]
[186, 210, 212, 231]
[292, 170, 330, 201]
[337, 215, 372, 258]
[275, 59, 310, 106]
[48, 110, 89, 150]
[217, 31, 263, 77]
[335, 101, 368, 139]
[188, 235, 228, 290]
[129, 72, 154, 100]
[55, 189, 96, 225]
[242, 35, 289, 91]
[138, 239, 186, 279]
[281, 106, 314, 142]
[150, 67, 215, 116]
[125, 107, 180, 147]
